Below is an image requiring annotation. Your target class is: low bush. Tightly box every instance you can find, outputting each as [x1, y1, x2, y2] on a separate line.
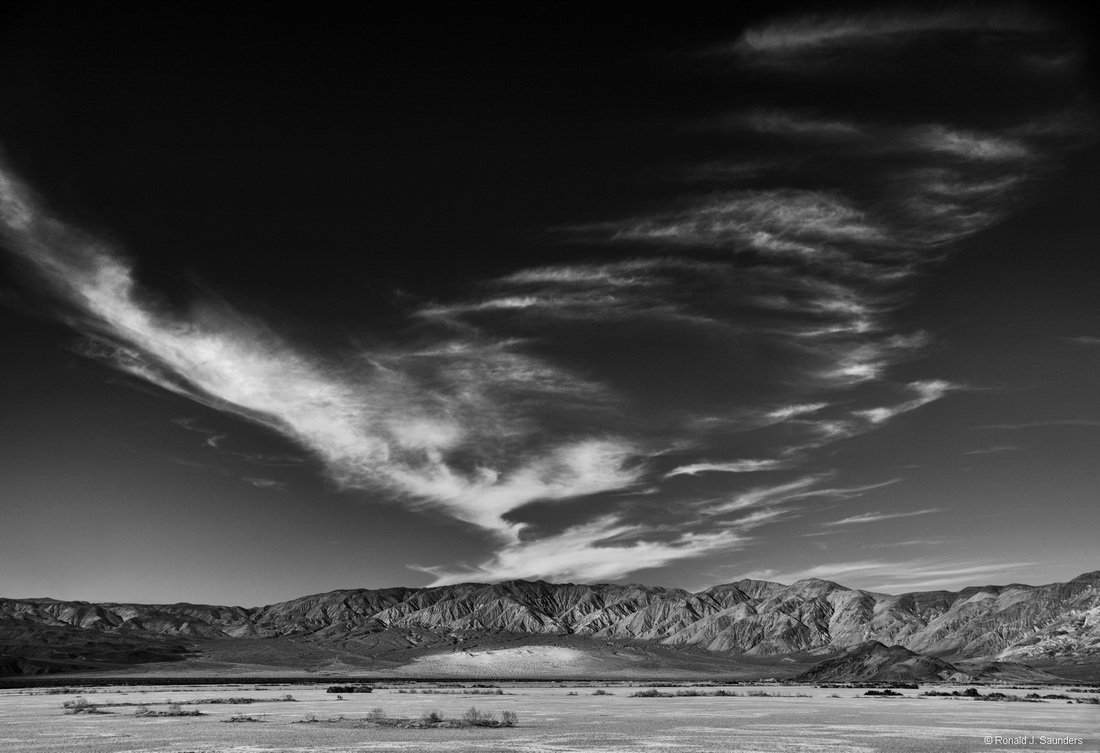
[353, 707, 518, 729]
[463, 707, 493, 724]
[630, 688, 809, 698]
[398, 687, 504, 695]
[327, 685, 372, 694]
[921, 689, 1059, 703]
[133, 703, 203, 717]
[62, 697, 109, 715]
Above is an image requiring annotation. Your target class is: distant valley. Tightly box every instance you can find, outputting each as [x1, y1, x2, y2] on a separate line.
[3, 571, 1098, 682]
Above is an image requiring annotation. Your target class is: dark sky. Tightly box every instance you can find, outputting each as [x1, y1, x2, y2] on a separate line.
[1, 4, 1098, 606]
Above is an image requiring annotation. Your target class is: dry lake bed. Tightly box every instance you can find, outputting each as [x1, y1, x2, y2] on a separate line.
[1, 682, 1097, 753]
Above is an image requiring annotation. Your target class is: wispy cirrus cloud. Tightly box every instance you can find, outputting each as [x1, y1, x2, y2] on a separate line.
[823, 508, 942, 526]
[766, 403, 829, 421]
[597, 189, 889, 253]
[907, 125, 1032, 162]
[727, 109, 868, 141]
[664, 459, 785, 478]
[244, 477, 289, 491]
[730, 6, 1053, 58]
[0, 161, 644, 547]
[854, 380, 955, 425]
[414, 515, 745, 585]
[693, 474, 897, 519]
[963, 445, 1022, 456]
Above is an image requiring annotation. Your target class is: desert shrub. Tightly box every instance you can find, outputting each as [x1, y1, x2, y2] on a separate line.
[463, 707, 496, 726]
[327, 685, 371, 694]
[401, 687, 505, 695]
[281, 694, 296, 702]
[501, 710, 518, 727]
[367, 707, 387, 722]
[63, 697, 108, 714]
[132, 702, 202, 717]
[224, 713, 265, 723]
[592, 688, 613, 695]
[421, 710, 444, 724]
[628, 688, 807, 699]
[167, 703, 202, 716]
[192, 696, 271, 704]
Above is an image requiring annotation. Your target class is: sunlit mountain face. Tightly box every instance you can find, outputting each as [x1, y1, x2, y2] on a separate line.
[0, 5, 1097, 606]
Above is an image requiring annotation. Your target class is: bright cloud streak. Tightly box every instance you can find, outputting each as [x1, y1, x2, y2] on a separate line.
[0, 161, 643, 544]
[854, 380, 955, 425]
[665, 459, 785, 478]
[733, 6, 1052, 56]
[823, 508, 942, 526]
[702, 475, 826, 516]
[416, 515, 745, 585]
[766, 403, 830, 421]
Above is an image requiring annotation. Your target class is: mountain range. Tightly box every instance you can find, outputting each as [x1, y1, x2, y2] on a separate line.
[2, 571, 1098, 681]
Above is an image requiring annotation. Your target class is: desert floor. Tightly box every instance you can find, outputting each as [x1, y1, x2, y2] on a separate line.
[1, 682, 1097, 753]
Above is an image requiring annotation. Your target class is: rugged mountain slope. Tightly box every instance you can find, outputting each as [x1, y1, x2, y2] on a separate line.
[792, 641, 960, 682]
[2, 571, 1097, 677]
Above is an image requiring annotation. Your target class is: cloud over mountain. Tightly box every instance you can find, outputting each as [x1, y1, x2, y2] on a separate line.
[0, 4, 1094, 588]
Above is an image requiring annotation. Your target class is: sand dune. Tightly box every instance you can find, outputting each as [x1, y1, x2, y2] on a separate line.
[400, 646, 601, 677]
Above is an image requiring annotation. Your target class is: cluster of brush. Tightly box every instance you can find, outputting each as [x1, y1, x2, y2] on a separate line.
[629, 688, 809, 698]
[921, 688, 1099, 704]
[298, 707, 518, 728]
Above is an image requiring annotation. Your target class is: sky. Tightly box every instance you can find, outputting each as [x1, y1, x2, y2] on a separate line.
[1, 4, 1098, 607]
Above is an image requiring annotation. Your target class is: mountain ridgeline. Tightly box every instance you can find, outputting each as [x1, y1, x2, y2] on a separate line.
[2, 572, 1098, 679]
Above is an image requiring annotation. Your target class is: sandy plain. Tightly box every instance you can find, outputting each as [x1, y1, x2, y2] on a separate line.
[1, 682, 1098, 753]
